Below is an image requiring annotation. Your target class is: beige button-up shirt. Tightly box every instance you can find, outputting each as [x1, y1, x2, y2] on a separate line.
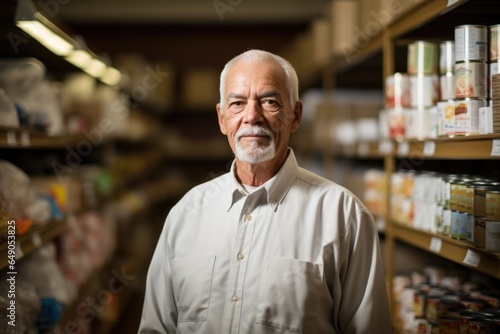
[139, 149, 392, 333]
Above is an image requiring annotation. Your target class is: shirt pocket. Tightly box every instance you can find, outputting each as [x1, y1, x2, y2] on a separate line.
[255, 256, 322, 333]
[172, 254, 216, 322]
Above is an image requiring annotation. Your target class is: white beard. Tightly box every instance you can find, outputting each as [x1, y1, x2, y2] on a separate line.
[234, 126, 276, 164]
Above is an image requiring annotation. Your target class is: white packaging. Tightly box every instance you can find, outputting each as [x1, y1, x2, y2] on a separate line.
[479, 106, 493, 134]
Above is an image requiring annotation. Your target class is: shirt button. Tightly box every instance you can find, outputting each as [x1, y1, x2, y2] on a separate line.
[231, 295, 239, 302]
[245, 214, 252, 221]
[237, 252, 244, 261]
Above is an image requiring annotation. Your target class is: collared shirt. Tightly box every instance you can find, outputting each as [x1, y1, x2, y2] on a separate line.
[139, 149, 392, 334]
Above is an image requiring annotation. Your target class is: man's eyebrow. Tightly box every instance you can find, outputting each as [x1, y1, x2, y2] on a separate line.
[258, 91, 282, 99]
[227, 93, 245, 100]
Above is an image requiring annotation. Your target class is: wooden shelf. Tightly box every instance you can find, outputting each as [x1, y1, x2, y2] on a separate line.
[0, 127, 91, 149]
[335, 140, 393, 159]
[393, 223, 500, 279]
[395, 134, 500, 160]
[0, 220, 67, 270]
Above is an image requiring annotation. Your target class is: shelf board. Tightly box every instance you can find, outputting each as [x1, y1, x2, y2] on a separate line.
[0, 220, 67, 270]
[335, 140, 393, 159]
[395, 134, 500, 160]
[393, 223, 500, 279]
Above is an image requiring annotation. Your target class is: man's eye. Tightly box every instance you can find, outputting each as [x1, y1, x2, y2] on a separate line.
[262, 99, 280, 110]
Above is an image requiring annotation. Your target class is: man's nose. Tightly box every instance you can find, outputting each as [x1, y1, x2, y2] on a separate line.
[243, 101, 264, 125]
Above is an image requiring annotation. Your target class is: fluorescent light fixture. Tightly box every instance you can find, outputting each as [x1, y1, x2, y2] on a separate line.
[65, 49, 93, 68]
[15, 0, 74, 56]
[85, 58, 107, 78]
[15, 0, 123, 88]
[101, 67, 122, 86]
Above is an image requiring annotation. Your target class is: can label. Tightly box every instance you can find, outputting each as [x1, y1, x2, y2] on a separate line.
[442, 209, 452, 235]
[455, 25, 488, 62]
[451, 211, 467, 240]
[405, 108, 429, 140]
[485, 220, 500, 252]
[387, 108, 406, 140]
[489, 62, 499, 99]
[490, 25, 500, 62]
[386, 73, 411, 108]
[411, 75, 439, 108]
[486, 192, 500, 220]
[454, 98, 488, 135]
[440, 41, 455, 74]
[455, 62, 487, 99]
[440, 74, 455, 100]
[408, 41, 438, 75]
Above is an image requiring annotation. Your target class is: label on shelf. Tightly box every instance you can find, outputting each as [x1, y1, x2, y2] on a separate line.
[463, 249, 481, 267]
[491, 139, 500, 156]
[398, 142, 410, 156]
[429, 237, 442, 253]
[6, 131, 16, 146]
[447, 0, 461, 6]
[423, 141, 436, 156]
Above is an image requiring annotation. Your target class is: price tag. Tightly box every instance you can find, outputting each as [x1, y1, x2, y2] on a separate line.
[491, 139, 500, 156]
[32, 233, 42, 247]
[429, 237, 442, 253]
[423, 141, 436, 156]
[358, 142, 369, 157]
[463, 249, 481, 267]
[398, 142, 409, 156]
[6, 131, 16, 146]
[20, 131, 31, 146]
[447, 0, 460, 6]
[378, 140, 393, 155]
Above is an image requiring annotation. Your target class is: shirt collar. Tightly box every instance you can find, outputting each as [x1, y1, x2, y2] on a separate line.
[225, 148, 298, 211]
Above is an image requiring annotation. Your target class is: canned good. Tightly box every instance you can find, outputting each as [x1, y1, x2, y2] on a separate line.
[459, 311, 489, 334]
[485, 220, 500, 252]
[454, 98, 488, 135]
[442, 208, 452, 235]
[440, 41, 455, 74]
[415, 292, 427, 318]
[385, 73, 412, 108]
[441, 73, 456, 100]
[455, 25, 488, 62]
[408, 41, 439, 75]
[486, 191, 500, 220]
[451, 211, 468, 240]
[437, 99, 456, 137]
[490, 25, 500, 62]
[410, 74, 440, 108]
[489, 61, 499, 99]
[466, 213, 475, 242]
[405, 107, 431, 139]
[387, 108, 406, 140]
[469, 318, 496, 334]
[473, 217, 486, 247]
[474, 183, 500, 217]
[455, 61, 488, 99]
[439, 315, 460, 334]
[461, 297, 489, 311]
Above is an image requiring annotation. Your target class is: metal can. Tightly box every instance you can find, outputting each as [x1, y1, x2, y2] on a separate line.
[441, 73, 456, 100]
[474, 183, 500, 217]
[459, 311, 489, 334]
[490, 25, 500, 62]
[489, 61, 499, 99]
[405, 107, 430, 140]
[474, 217, 487, 247]
[437, 99, 456, 137]
[486, 191, 500, 221]
[439, 315, 460, 334]
[455, 61, 488, 99]
[410, 74, 440, 108]
[387, 108, 406, 140]
[408, 40, 439, 75]
[469, 318, 496, 334]
[485, 220, 500, 252]
[454, 98, 488, 135]
[451, 211, 468, 240]
[440, 41, 455, 74]
[385, 73, 412, 108]
[455, 25, 488, 62]
[442, 208, 452, 235]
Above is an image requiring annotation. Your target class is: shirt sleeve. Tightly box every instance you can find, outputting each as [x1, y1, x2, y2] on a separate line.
[335, 199, 392, 334]
[138, 218, 178, 334]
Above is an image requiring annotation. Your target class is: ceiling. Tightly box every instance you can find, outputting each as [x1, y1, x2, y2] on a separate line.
[56, 0, 330, 25]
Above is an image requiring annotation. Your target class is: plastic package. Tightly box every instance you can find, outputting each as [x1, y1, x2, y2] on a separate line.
[0, 58, 64, 136]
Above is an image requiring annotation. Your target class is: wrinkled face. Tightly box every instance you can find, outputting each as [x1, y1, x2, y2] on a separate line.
[216, 59, 301, 165]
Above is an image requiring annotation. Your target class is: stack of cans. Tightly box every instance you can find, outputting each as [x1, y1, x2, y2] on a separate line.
[406, 41, 439, 139]
[490, 25, 500, 133]
[437, 41, 456, 137]
[453, 25, 488, 136]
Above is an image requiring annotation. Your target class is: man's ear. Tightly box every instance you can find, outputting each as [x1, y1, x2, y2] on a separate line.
[216, 103, 227, 135]
[290, 101, 302, 133]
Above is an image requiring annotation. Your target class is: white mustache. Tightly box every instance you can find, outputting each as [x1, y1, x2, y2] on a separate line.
[236, 126, 273, 140]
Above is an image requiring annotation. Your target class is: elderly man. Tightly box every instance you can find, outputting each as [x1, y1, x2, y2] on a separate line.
[139, 49, 392, 333]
